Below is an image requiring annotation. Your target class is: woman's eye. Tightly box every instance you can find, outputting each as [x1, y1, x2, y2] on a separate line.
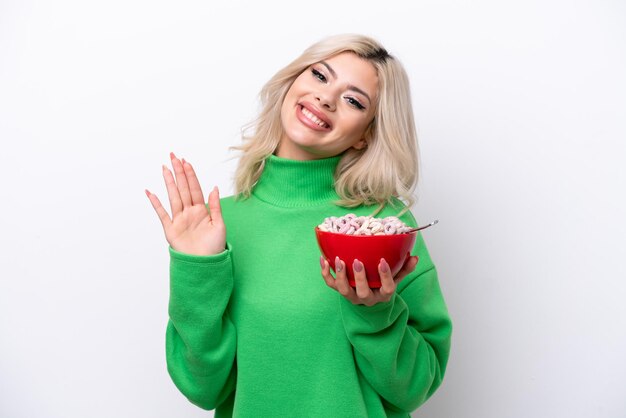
[311, 69, 327, 82]
[346, 97, 365, 110]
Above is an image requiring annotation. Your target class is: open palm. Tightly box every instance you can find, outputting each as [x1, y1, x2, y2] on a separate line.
[145, 152, 225, 256]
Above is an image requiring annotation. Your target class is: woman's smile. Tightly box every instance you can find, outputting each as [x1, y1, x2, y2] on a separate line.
[297, 102, 332, 131]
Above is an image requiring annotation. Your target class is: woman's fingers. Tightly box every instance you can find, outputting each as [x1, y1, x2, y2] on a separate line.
[145, 189, 172, 229]
[182, 160, 205, 206]
[378, 258, 396, 299]
[162, 165, 183, 217]
[170, 152, 192, 208]
[352, 259, 373, 301]
[334, 257, 354, 298]
[321, 254, 414, 306]
[207, 186, 223, 224]
[319, 256, 336, 289]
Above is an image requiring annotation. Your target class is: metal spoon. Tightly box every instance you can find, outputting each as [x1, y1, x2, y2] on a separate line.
[408, 219, 439, 233]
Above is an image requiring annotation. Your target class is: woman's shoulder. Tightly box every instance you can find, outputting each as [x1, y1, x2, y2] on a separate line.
[217, 193, 243, 212]
[218, 193, 237, 207]
[216, 193, 262, 218]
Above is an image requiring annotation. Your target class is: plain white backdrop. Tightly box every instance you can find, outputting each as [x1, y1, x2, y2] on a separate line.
[1, 1, 625, 417]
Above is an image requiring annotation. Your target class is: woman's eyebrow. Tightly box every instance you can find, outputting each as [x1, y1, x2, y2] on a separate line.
[319, 61, 337, 78]
[319, 60, 372, 104]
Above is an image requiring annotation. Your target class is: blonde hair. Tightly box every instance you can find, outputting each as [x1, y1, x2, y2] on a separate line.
[231, 34, 419, 212]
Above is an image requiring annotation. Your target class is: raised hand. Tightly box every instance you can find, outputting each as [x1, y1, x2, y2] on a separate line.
[320, 255, 419, 306]
[145, 152, 226, 256]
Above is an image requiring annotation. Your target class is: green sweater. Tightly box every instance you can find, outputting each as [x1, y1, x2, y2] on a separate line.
[166, 155, 452, 417]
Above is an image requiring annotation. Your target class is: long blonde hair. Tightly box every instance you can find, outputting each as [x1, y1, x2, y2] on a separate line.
[231, 34, 419, 212]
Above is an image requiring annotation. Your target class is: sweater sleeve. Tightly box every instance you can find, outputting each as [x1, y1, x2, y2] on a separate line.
[165, 245, 237, 410]
[338, 232, 452, 412]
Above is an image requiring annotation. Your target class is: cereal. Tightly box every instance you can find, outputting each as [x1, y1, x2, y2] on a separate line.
[317, 214, 412, 235]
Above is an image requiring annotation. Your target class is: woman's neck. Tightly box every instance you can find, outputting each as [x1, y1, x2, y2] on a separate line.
[251, 154, 341, 207]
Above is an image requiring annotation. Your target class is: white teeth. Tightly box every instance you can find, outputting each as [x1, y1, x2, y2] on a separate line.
[301, 107, 328, 128]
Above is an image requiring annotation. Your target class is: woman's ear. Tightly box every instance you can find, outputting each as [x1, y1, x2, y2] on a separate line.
[353, 118, 375, 150]
[351, 139, 368, 150]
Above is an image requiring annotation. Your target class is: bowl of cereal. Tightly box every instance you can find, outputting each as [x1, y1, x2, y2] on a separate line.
[315, 214, 420, 288]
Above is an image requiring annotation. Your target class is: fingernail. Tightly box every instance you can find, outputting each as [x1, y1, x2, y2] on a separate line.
[353, 259, 363, 273]
[182, 158, 186, 165]
[144, 189, 151, 197]
[335, 256, 342, 273]
[170, 152, 176, 159]
[380, 258, 389, 273]
[320, 256, 325, 269]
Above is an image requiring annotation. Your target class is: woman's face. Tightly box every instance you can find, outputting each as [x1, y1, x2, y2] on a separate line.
[277, 52, 378, 160]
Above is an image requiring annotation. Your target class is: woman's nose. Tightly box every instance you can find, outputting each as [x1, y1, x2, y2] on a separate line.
[315, 91, 336, 111]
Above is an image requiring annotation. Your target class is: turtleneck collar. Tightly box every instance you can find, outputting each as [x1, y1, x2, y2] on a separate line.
[252, 154, 341, 207]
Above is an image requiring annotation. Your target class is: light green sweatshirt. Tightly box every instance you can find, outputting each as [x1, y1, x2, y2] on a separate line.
[166, 155, 452, 417]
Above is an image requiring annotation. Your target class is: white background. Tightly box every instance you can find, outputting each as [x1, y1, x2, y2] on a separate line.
[1, 1, 625, 417]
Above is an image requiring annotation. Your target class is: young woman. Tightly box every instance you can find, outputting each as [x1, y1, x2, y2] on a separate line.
[146, 34, 452, 417]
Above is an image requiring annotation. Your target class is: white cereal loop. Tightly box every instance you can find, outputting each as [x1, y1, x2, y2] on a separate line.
[369, 221, 383, 234]
[384, 223, 397, 235]
[338, 222, 351, 234]
[318, 214, 411, 236]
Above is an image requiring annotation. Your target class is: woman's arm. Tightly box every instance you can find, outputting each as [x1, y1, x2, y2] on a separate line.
[166, 246, 237, 410]
[338, 249, 452, 412]
[319, 209, 452, 412]
[146, 153, 235, 409]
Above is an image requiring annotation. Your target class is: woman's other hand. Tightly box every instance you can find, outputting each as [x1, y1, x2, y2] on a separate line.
[145, 152, 226, 256]
[320, 255, 419, 306]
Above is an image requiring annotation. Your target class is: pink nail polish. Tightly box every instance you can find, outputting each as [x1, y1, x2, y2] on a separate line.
[380, 258, 389, 273]
[320, 256, 325, 269]
[335, 257, 342, 273]
[353, 259, 363, 273]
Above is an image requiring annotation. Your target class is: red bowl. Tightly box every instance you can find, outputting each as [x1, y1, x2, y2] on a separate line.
[315, 227, 417, 288]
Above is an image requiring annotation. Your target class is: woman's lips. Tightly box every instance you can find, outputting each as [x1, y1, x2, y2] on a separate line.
[296, 103, 332, 131]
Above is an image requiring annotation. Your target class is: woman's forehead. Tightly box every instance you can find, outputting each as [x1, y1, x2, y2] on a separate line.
[315, 52, 379, 98]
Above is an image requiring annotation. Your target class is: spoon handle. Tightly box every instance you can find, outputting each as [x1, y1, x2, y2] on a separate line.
[408, 219, 439, 233]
